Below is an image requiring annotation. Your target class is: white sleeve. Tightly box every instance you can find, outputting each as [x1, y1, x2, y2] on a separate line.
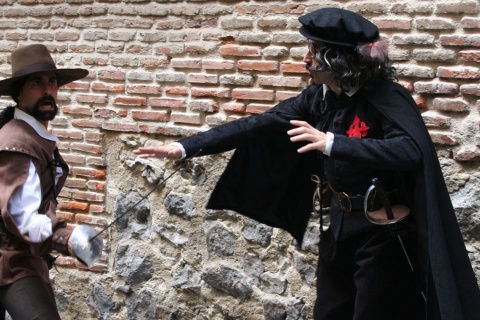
[170, 142, 186, 159]
[8, 160, 53, 243]
[323, 132, 335, 156]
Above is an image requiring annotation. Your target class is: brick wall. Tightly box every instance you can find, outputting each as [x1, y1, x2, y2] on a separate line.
[0, 0, 479, 319]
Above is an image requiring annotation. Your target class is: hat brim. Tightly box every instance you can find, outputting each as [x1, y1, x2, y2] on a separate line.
[0, 68, 88, 96]
[299, 26, 357, 47]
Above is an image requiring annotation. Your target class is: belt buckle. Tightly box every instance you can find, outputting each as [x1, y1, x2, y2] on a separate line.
[337, 192, 352, 212]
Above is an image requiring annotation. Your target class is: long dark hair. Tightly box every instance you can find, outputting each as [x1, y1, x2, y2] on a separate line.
[0, 106, 15, 129]
[312, 38, 396, 91]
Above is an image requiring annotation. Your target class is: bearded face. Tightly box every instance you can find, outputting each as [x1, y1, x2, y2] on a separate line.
[29, 95, 58, 121]
[16, 71, 59, 123]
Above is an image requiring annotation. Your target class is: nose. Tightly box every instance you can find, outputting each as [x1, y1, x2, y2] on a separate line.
[303, 49, 312, 63]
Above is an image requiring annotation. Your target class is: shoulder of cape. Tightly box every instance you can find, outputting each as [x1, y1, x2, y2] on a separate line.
[0, 119, 41, 159]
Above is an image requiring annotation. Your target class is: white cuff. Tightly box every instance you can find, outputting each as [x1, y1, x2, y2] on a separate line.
[323, 132, 334, 156]
[170, 142, 186, 159]
[28, 214, 53, 243]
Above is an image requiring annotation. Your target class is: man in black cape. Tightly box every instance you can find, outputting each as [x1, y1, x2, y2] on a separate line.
[135, 8, 480, 320]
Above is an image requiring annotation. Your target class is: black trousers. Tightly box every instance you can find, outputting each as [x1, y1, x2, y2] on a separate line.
[0, 276, 61, 320]
[314, 219, 425, 320]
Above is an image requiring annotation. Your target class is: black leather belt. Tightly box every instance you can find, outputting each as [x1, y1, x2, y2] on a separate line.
[330, 189, 365, 212]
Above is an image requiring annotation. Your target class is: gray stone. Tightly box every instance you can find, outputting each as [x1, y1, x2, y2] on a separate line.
[204, 209, 240, 221]
[154, 223, 189, 246]
[263, 299, 286, 320]
[293, 253, 316, 285]
[243, 217, 273, 247]
[172, 263, 202, 293]
[126, 289, 158, 320]
[243, 253, 265, 285]
[202, 265, 253, 301]
[90, 283, 116, 320]
[301, 222, 320, 255]
[285, 297, 307, 320]
[451, 174, 480, 239]
[204, 220, 237, 258]
[260, 272, 287, 295]
[164, 192, 195, 219]
[115, 244, 154, 286]
[114, 191, 151, 240]
[54, 290, 69, 312]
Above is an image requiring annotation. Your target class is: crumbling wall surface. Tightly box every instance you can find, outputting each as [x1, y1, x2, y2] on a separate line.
[0, 0, 478, 319]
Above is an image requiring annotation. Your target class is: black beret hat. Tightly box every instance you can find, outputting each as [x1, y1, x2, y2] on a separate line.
[299, 8, 379, 47]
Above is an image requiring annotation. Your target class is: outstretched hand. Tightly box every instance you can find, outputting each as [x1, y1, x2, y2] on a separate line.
[132, 145, 182, 160]
[288, 120, 327, 153]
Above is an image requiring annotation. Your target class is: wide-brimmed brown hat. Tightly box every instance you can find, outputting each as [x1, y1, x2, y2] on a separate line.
[0, 44, 88, 96]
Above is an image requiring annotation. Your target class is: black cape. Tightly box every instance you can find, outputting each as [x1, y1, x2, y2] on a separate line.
[205, 80, 480, 319]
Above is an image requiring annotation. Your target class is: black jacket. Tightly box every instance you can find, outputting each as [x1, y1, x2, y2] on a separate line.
[179, 80, 480, 319]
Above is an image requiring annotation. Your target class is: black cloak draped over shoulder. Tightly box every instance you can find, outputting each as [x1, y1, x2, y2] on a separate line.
[180, 80, 480, 319]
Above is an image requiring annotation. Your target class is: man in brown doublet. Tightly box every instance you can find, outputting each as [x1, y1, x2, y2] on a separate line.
[0, 44, 88, 319]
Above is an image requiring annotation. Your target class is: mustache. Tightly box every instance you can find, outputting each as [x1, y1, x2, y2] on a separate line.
[36, 95, 57, 106]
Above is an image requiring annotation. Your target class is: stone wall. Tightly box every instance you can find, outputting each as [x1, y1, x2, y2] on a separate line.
[0, 0, 479, 319]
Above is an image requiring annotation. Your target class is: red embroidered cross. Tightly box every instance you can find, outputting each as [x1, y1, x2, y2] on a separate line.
[346, 115, 369, 138]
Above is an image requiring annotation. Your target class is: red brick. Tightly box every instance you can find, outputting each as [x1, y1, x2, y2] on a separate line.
[455, 151, 480, 161]
[219, 44, 262, 57]
[113, 96, 147, 107]
[126, 84, 162, 95]
[62, 154, 87, 165]
[94, 108, 122, 118]
[280, 62, 309, 74]
[171, 59, 201, 69]
[258, 76, 303, 88]
[70, 167, 107, 179]
[87, 181, 105, 192]
[165, 87, 189, 96]
[437, 66, 480, 79]
[85, 132, 104, 142]
[149, 97, 186, 108]
[223, 102, 246, 113]
[83, 57, 109, 66]
[246, 103, 274, 114]
[276, 91, 300, 101]
[414, 81, 458, 94]
[132, 110, 170, 121]
[429, 132, 458, 145]
[54, 256, 77, 268]
[373, 18, 411, 30]
[203, 59, 235, 70]
[433, 98, 468, 112]
[187, 73, 218, 84]
[102, 122, 138, 132]
[58, 200, 89, 211]
[86, 157, 106, 167]
[72, 191, 105, 203]
[460, 84, 480, 96]
[191, 87, 231, 98]
[56, 211, 75, 222]
[52, 129, 83, 139]
[98, 70, 125, 81]
[75, 213, 108, 226]
[70, 142, 103, 154]
[171, 113, 202, 125]
[64, 178, 87, 189]
[77, 94, 108, 104]
[71, 119, 102, 128]
[62, 81, 90, 91]
[232, 89, 274, 101]
[89, 204, 106, 214]
[92, 82, 125, 92]
[460, 50, 480, 62]
[62, 105, 93, 116]
[237, 60, 278, 71]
